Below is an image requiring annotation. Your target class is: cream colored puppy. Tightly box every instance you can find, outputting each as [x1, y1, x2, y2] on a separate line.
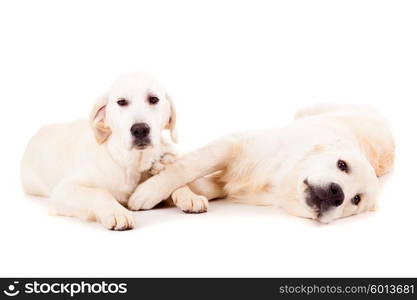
[21, 72, 184, 230]
[129, 104, 395, 223]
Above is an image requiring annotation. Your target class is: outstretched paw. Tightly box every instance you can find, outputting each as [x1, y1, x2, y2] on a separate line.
[149, 153, 176, 176]
[128, 179, 168, 211]
[98, 206, 135, 231]
[172, 187, 208, 214]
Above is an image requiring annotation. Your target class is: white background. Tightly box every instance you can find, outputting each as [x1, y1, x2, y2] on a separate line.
[0, 0, 416, 277]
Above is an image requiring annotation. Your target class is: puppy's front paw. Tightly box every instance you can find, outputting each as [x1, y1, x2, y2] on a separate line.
[98, 206, 135, 231]
[160, 153, 176, 164]
[149, 153, 176, 176]
[149, 161, 165, 176]
[128, 181, 167, 211]
[172, 187, 208, 214]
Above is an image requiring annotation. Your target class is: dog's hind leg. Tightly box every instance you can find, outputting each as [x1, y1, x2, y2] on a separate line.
[20, 169, 51, 197]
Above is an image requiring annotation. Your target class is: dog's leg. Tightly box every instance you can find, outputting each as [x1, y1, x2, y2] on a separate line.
[50, 182, 134, 230]
[171, 175, 226, 213]
[128, 136, 236, 211]
[149, 150, 177, 176]
[171, 186, 208, 213]
[187, 174, 226, 200]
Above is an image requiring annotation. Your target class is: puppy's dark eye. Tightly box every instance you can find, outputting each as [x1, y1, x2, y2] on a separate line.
[117, 98, 129, 106]
[337, 160, 349, 173]
[148, 96, 159, 105]
[352, 194, 361, 205]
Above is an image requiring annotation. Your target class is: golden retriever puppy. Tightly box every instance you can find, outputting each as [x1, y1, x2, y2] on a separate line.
[128, 104, 395, 223]
[21, 72, 189, 230]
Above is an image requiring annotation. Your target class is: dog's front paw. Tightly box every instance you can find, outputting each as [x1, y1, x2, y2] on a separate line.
[160, 153, 176, 164]
[128, 180, 168, 211]
[172, 187, 208, 214]
[98, 206, 135, 231]
[149, 153, 176, 176]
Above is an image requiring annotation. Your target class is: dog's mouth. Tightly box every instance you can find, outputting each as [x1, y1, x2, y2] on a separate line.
[132, 138, 152, 150]
[303, 179, 326, 219]
[303, 179, 341, 223]
[304, 180, 318, 210]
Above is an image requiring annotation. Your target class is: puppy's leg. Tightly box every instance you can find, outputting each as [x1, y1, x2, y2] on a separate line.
[188, 173, 226, 200]
[149, 152, 177, 176]
[21, 169, 51, 197]
[171, 186, 208, 213]
[172, 175, 226, 213]
[128, 135, 236, 211]
[50, 182, 134, 230]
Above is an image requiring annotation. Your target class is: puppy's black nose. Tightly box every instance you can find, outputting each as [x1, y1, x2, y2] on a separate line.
[306, 182, 345, 212]
[130, 123, 150, 139]
[328, 183, 344, 206]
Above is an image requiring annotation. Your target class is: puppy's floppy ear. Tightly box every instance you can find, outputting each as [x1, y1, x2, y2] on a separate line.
[357, 131, 395, 177]
[334, 111, 395, 177]
[165, 94, 178, 143]
[90, 94, 112, 144]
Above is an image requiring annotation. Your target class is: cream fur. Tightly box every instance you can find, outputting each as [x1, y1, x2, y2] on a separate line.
[129, 104, 395, 223]
[20, 72, 189, 230]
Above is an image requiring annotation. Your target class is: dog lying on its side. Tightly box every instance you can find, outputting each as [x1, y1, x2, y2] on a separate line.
[128, 104, 395, 223]
[20, 72, 208, 230]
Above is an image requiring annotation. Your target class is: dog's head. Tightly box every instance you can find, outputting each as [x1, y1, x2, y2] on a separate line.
[285, 107, 395, 223]
[90, 72, 177, 150]
[294, 145, 379, 223]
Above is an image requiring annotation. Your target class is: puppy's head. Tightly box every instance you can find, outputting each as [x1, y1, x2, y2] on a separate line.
[294, 145, 379, 223]
[90, 72, 177, 150]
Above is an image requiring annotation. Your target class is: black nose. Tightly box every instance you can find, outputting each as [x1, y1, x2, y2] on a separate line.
[130, 123, 150, 139]
[306, 182, 345, 212]
[327, 183, 344, 206]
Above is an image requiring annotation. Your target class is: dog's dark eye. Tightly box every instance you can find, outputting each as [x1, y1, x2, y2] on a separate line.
[352, 194, 361, 205]
[148, 96, 159, 105]
[337, 160, 349, 173]
[117, 98, 129, 107]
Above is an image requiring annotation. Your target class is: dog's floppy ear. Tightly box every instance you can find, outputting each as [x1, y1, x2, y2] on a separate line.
[335, 112, 395, 177]
[165, 94, 178, 143]
[90, 94, 112, 144]
[295, 104, 395, 177]
[357, 130, 395, 177]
